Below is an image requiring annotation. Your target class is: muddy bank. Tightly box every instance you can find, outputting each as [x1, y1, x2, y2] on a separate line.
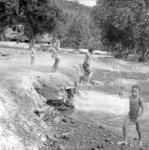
[0, 71, 129, 150]
[0, 71, 75, 150]
[0, 70, 148, 150]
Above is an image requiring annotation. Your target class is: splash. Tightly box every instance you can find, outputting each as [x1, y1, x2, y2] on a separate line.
[74, 91, 129, 115]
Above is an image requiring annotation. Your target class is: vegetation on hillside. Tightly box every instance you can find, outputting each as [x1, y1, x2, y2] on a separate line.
[0, 0, 61, 42]
[92, 0, 149, 61]
[1, 0, 149, 61]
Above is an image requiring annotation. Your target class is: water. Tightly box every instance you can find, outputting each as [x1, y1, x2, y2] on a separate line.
[72, 90, 149, 144]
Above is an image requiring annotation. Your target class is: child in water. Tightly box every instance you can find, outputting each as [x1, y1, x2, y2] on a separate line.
[118, 86, 126, 98]
[79, 48, 95, 86]
[30, 46, 36, 65]
[51, 37, 61, 72]
[118, 85, 144, 147]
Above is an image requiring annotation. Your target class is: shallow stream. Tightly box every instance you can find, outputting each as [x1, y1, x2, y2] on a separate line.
[72, 88, 149, 145]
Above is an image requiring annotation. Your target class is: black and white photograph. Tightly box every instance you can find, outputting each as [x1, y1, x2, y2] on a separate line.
[0, 0, 149, 149]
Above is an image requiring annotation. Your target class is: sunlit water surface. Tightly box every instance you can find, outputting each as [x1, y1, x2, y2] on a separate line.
[72, 90, 149, 144]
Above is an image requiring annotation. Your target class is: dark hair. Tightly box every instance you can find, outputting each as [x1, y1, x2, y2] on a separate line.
[88, 47, 94, 53]
[131, 85, 141, 92]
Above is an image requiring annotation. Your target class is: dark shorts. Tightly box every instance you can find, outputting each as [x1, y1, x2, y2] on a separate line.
[55, 57, 60, 64]
[83, 63, 91, 75]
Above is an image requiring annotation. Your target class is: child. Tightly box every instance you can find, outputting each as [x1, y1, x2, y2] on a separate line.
[51, 48, 60, 72]
[51, 37, 61, 72]
[118, 85, 144, 147]
[79, 48, 95, 86]
[118, 86, 126, 98]
[30, 46, 36, 65]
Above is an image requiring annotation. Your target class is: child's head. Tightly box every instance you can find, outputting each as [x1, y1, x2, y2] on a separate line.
[131, 85, 141, 98]
[88, 48, 94, 54]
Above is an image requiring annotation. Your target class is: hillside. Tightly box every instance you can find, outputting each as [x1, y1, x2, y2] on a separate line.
[54, 0, 92, 15]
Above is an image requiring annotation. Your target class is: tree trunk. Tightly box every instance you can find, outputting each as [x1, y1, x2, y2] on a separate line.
[0, 31, 5, 41]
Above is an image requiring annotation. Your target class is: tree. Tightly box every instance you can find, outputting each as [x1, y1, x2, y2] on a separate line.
[0, 0, 62, 43]
[65, 13, 91, 49]
[92, 0, 149, 61]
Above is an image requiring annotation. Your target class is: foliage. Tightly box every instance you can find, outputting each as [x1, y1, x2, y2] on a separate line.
[92, 0, 149, 61]
[64, 13, 91, 49]
[0, 0, 61, 41]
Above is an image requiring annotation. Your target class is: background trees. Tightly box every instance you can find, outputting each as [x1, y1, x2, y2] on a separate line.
[92, 0, 149, 61]
[0, 0, 61, 43]
[64, 13, 91, 49]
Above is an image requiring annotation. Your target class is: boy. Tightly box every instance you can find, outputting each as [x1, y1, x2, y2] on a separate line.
[118, 85, 144, 147]
[51, 37, 61, 72]
[79, 48, 95, 86]
[30, 45, 36, 65]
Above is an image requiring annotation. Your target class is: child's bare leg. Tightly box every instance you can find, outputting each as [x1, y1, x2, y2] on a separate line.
[136, 122, 142, 146]
[52, 58, 58, 72]
[31, 56, 34, 65]
[79, 75, 84, 84]
[55, 58, 60, 72]
[52, 62, 55, 72]
[87, 72, 93, 85]
[118, 117, 130, 145]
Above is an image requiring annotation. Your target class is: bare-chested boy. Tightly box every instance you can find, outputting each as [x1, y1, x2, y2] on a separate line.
[118, 85, 144, 147]
[79, 48, 95, 85]
[30, 46, 36, 65]
[51, 37, 61, 72]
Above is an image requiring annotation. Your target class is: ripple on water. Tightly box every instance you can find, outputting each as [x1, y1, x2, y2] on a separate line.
[74, 91, 129, 115]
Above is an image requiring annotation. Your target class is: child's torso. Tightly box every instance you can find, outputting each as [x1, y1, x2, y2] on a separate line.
[129, 96, 141, 119]
[31, 48, 36, 55]
[84, 53, 91, 65]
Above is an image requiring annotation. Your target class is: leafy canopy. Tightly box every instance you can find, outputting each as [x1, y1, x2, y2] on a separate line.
[92, 0, 149, 60]
[0, 0, 62, 39]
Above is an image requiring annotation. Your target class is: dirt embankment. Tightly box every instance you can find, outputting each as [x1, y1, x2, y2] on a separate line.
[0, 69, 148, 150]
[0, 71, 75, 150]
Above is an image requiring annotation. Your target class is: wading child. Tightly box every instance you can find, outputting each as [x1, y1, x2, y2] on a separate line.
[79, 48, 95, 86]
[30, 46, 36, 65]
[118, 85, 144, 147]
[52, 37, 61, 72]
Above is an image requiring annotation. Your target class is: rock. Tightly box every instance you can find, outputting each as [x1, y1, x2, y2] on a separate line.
[94, 137, 98, 140]
[60, 133, 70, 141]
[57, 144, 65, 150]
[61, 118, 67, 123]
[53, 116, 62, 124]
[70, 120, 75, 124]
[97, 144, 104, 149]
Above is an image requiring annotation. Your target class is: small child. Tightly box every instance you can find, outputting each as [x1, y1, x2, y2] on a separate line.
[30, 46, 36, 65]
[79, 48, 95, 86]
[51, 37, 61, 72]
[118, 85, 144, 147]
[118, 86, 126, 98]
[51, 48, 60, 72]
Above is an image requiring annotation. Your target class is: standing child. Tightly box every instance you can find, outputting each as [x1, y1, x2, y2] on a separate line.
[52, 37, 61, 72]
[79, 48, 95, 86]
[118, 86, 126, 98]
[30, 46, 36, 65]
[118, 85, 144, 147]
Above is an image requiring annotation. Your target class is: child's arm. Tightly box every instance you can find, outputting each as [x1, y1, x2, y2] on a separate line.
[139, 99, 144, 117]
[137, 99, 144, 121]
